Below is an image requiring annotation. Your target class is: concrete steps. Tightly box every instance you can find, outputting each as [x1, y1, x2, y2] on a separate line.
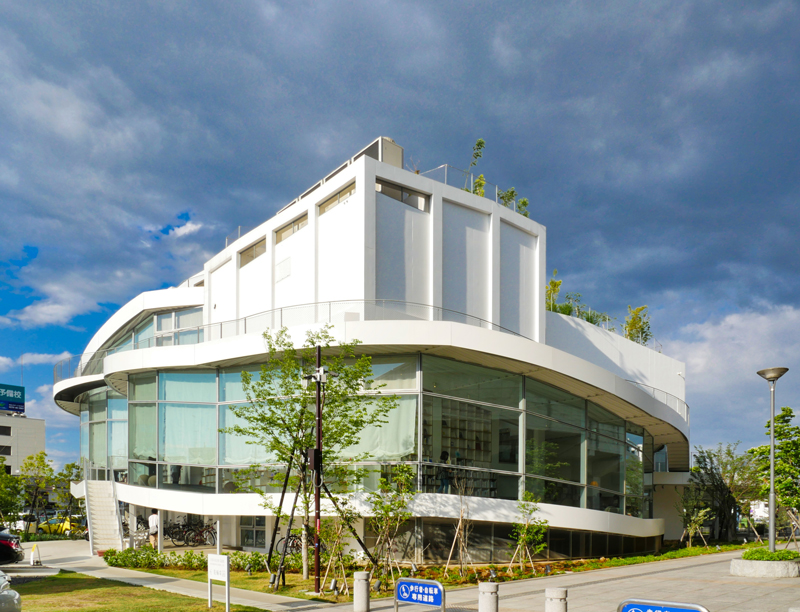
[85, 480, 123, 554]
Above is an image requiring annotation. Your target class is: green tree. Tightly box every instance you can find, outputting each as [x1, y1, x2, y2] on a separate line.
[545, 269, 562, 312]
[225, 325, 397, 578]
[623, 305, 653, 345]
[365, 464, 415, 585]
[53, 462, 84, 523]
[508, 491, 548, 572]
[674, 485, 711, 547]
[0, 457, 22, 528]
[692, 442, 761, 541]
[749, 406, 800, 540]
[20, 451, 55, 534]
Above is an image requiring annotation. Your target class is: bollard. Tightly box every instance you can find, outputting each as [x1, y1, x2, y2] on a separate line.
[478, 581, 499, 612]
[545, 588, 567, 612]
[354, 571, 370, 612]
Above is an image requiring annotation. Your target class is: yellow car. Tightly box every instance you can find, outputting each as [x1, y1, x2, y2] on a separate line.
[35, 517, 81, 535]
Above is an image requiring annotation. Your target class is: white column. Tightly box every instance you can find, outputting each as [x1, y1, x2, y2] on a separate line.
[157, 509, 163, 553]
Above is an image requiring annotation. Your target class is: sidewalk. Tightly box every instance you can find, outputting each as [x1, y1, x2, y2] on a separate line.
[31, 539, 324, 611]
[331, 550, 800, 612]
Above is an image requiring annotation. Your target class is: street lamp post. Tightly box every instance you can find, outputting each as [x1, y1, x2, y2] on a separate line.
[756, 366, 789, 553]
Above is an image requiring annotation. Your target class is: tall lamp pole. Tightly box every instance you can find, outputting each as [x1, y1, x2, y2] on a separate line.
[757, 366, 789, 553]
[307, 345, 329, 595]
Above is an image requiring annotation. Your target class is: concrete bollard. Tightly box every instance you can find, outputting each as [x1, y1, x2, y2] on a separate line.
[545, 588, 567, 612]
[478, 581, 499, 612]
[354, 571, 370, 612]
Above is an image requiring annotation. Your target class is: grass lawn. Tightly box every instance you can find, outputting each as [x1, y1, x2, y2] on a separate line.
[14, 572, 263, 612]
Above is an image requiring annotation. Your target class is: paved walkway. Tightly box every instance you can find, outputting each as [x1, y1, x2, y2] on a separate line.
[29, 541, 800, 611]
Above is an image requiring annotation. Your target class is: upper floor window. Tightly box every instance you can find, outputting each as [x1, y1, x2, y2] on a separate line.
[240, 238, 267, 268]
[319, 182, 356, 216]
[0, 426, 11, 436]
[376, 179, 428, 211]
[275, 214, 308, 244]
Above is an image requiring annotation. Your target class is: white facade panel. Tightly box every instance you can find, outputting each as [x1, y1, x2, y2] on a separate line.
[499, 220, 536, 337]
[318, 195, 365, 303]
[442, 200, 489, 321]
[209, 259, 236, 324]
[238, 244, 270, 318]
[0, 414, 46, 475]
[273, 224, 314, 309]
[375, 192, 430, 305]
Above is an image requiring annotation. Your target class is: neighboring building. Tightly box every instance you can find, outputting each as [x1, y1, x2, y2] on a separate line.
[0, 412, 46, 475]
[53, 137, 690, 560]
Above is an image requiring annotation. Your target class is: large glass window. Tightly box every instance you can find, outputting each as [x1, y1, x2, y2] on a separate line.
[219, 366, 263, 403]
[375, 179, 428, 211]
[129, 373, 157, 401]
[366, 355, 418, 391]
[159, 371, 217, 403]
[275, 214, 308, 244]
[588, 403, 625, 441]
[88, 390, 107, 421]
[108, 390, 127, 419]
[319, 182, 356, 216]
[422, 396, 520, 471]
[80, 423, 89, 460]
[134, 318, 154, 348]
[526, 477, 583, 508]
[219, 404, 272, 465]
[526, 380, 586, 428]
[159, 403, 217, 464]
[341, 396, 418, 462]
[525, 414, 584, 483]
[175, 307, 203, 329]
[130, 462, 156, 487]
[587, 434, 624, 493]
[89, 422, 107, 467]
[158, 464, 216, 493]
[129, 403, 157, 461]
[587, 487, 623, 514]
[423, 356, 522, 408]
[240, 238, 267, 268]
[108, 421, 128, 468]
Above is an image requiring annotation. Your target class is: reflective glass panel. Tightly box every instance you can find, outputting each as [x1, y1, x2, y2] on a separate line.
[108, 390, 127, 419]
[421, 464, 518, 500]
[423, 355, 522, 408]
[89, 422, 107, 467]
[219, 366, 262, 403]
[134, 318, 154, 348]
[108, 421, 128, 468]
[587, 434, 624, 493]
[525, 379, 586, 427]
[88, 390, 107, 422]
[366, 355, 417, 391]
[525, 477, 583, 508]
[342, 395, 418, 462]
[157, 313, 174, 332]
[588, 402, 625, 441]
[175, 307, 202, 329]
[158, 464, 216, 493]
[130, 462, 157, 487]
[525, 414, 584, 483]
[129, 403, 157, 461]
[625, 444, 644, 496]
[159, 371, 217, 402]
[219, 404, 272, 465]
[80, 424, 89, 459]
[129, 373, 157, 401]
[159, 403, 217, 464]
[422, 395, 520, 471]
[586, 487, 623, 514]
[220, 467, 287, 494]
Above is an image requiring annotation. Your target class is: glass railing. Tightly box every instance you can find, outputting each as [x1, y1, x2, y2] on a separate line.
[54, 300, 523, 384]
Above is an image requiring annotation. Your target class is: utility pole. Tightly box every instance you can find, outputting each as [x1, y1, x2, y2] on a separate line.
[313, 345, 323, 594]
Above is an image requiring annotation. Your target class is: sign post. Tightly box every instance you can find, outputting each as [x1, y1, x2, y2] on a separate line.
[0, 384, 24, 414]
[395, 577, 445, 612]
[208, 553, 230, 612]
[618, 599, 710, 612]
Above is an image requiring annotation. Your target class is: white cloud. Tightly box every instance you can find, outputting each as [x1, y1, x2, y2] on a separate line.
[0, 357, 14, 373]
[20, 352, 71, 366]
[169, 221, 203, 237]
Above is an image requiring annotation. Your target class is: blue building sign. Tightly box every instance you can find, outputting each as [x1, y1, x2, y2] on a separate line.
[396, 578, 445, 610]
[0, 384, 24, 414]
[619, 599, 710, 612]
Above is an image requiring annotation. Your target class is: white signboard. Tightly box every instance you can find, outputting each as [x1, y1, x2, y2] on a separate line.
[208, 554, 230, 611]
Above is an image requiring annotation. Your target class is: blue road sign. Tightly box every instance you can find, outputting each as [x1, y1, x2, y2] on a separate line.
[395, 578, 444, 610]
[618, 599, 710, 612]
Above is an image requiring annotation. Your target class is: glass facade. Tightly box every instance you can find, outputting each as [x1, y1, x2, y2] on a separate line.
[79, 353, 655, 517]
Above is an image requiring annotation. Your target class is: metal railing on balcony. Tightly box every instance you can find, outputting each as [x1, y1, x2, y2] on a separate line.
[53, 300, 523, 384]
[625, 380, 690, 425]
[420, 164, 524, 214]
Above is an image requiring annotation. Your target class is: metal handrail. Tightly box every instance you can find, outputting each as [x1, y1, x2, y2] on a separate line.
[420, 164, 524, 213]
[53, 299, 523, 384]
[625, 380, 690, 425]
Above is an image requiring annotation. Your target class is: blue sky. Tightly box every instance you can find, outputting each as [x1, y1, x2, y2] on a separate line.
[1, 1, 799, 469]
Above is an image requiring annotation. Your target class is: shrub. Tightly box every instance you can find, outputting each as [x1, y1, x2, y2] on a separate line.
[742, 548, 800, 561]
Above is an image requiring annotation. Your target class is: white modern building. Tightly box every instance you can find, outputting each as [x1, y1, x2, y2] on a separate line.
[54, 137, 690, 560]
